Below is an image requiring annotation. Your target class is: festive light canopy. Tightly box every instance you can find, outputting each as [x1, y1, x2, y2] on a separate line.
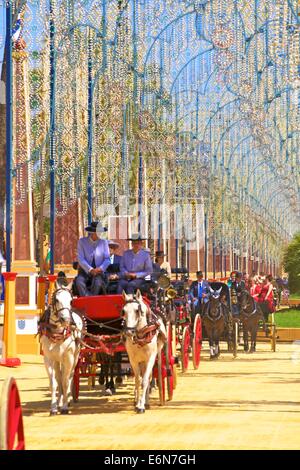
[3, 0, 300, 271]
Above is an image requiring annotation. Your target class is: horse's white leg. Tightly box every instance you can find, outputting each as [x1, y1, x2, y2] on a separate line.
[131, 363, 141, 409]
[138, 353, 157, 412]
[61, 353, 74, 414]
[44, 356, 59, 415]
[53, 361, 63, 410]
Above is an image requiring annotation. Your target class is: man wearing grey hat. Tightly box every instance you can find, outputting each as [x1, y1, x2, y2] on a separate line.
[74, 221, 110, 296]
[117, 234, 152, 294]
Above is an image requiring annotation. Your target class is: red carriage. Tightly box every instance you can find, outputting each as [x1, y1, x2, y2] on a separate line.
[157, 270, 202, 373]
[71, 293, 176, 405]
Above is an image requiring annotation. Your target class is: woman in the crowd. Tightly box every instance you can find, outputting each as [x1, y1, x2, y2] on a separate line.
[258, 274, 275, 322]
[249, 275, 262, 302]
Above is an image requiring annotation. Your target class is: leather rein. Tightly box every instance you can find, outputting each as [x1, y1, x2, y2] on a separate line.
[122, 298, 161, 347]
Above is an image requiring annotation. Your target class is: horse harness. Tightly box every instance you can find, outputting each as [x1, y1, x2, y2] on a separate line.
[38, 288, 76, 343]
[203, 302, 224, 322]
[122, 297, 161, 347]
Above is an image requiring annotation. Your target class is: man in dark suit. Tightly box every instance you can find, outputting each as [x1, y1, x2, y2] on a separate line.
[189, 271, 210, 317]
[106, 240, 122, 294]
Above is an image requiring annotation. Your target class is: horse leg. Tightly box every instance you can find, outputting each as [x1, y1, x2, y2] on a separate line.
[209, 337, 215, 360]
[131, 363, 141, 409]
[243, 325, 249, 352]
[138, 354, 157, 413]
[61, 354, 73, 414]
[250, 323, 257, 353]
[44, 357, 59, 415]
[115, 352, 123, 385]
[108, 357, 115, 393]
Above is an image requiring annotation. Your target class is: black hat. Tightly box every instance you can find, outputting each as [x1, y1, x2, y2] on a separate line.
[127, 233, 147, 241]
[196, 271, 203, 277]
[85, 221, 108, 233]
[155, 251, 165, 257]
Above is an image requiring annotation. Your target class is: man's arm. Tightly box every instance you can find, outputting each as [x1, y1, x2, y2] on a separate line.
[77, 239, 92, 274]
[120, 252, 129, 278]
[135, 253, 153, 279]
[99, 240, 111, 272]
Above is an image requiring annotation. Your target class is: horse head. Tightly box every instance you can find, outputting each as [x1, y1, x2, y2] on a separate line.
[206, 286, 223, 317]
[51, 282, 73, 327]
[122, 290, 148, 337]
[238, 289, 252, 311]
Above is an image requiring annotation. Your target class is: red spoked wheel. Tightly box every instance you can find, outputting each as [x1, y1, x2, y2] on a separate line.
[0, 377, 25, 450]
[192, 314, 202, 369]
[153, 348, 166, 406]
[181, 326, 191, 373]
[165, 323, 176, 401]
[72, 360, 80, 402]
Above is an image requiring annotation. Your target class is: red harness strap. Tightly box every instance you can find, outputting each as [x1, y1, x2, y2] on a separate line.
[134, 322, 160, 347]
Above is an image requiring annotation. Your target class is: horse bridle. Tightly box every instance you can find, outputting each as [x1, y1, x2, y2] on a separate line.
[51, 288, 74, 324]
[240, 292, 257, 317]
[121, 298, 145, 334]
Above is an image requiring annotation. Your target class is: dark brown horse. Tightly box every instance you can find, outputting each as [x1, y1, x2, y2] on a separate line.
[203, 287, 228, 359]
[238, 289, 264, 353]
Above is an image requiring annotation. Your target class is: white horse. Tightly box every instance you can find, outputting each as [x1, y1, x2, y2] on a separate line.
[39, 282, 83, 415]
[122, 290, 166, 413]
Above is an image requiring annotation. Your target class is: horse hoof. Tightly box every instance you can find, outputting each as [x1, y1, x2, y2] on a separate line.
[60, 409, 69, 415]
[105, 388, 113, 396]
[136, 408, 145, 414]
[50, 410, 58, 416]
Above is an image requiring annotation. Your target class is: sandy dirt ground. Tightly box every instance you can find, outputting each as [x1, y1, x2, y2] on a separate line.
[1, 342, 300, 450]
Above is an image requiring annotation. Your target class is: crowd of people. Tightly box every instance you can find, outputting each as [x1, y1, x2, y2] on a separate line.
[49, 221, 286, 323]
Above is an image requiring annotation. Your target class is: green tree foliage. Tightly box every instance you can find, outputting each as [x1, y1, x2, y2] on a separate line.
[283, 233, 300, 293]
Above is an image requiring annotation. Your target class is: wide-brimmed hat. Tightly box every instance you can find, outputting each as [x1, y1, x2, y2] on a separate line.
[127, 233, 147, 241]
[85, 221, 108, 233]
[108, 240, 120, 248]
[155, 251, 165, 257]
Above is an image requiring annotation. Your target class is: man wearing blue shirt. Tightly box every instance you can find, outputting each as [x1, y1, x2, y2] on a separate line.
[74, 221, 110, 296]
[117, 234, 152, 294]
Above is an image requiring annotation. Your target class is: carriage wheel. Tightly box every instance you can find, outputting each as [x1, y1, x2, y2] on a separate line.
[181, 326, 190, 373]
[171, 324, 177, 390]
[192, 314, 202, 369]
[157, 349, 166, 406]
[0, 377, 25, 450]
[165, 323, 175, 401]
[72, 360, 80, 402]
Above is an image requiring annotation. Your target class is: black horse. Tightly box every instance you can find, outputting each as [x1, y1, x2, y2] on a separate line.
[238, 289, 264, 353]
[203, 287, 229, 359]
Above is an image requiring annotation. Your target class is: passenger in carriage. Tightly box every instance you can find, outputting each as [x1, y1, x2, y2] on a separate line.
[228, 271, 245, 316]
[74, 221, 110, 296]
[117, 234, 153, 294]
[188, 271, 210, 317]
[105, 240, 123, 294]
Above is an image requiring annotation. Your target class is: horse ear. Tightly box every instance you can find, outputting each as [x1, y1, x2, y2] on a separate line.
[217, 287, 222, 295]
[135, 289, 142, 300]
[209, 286, 214, 294]
[122, 290, 129, 301]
